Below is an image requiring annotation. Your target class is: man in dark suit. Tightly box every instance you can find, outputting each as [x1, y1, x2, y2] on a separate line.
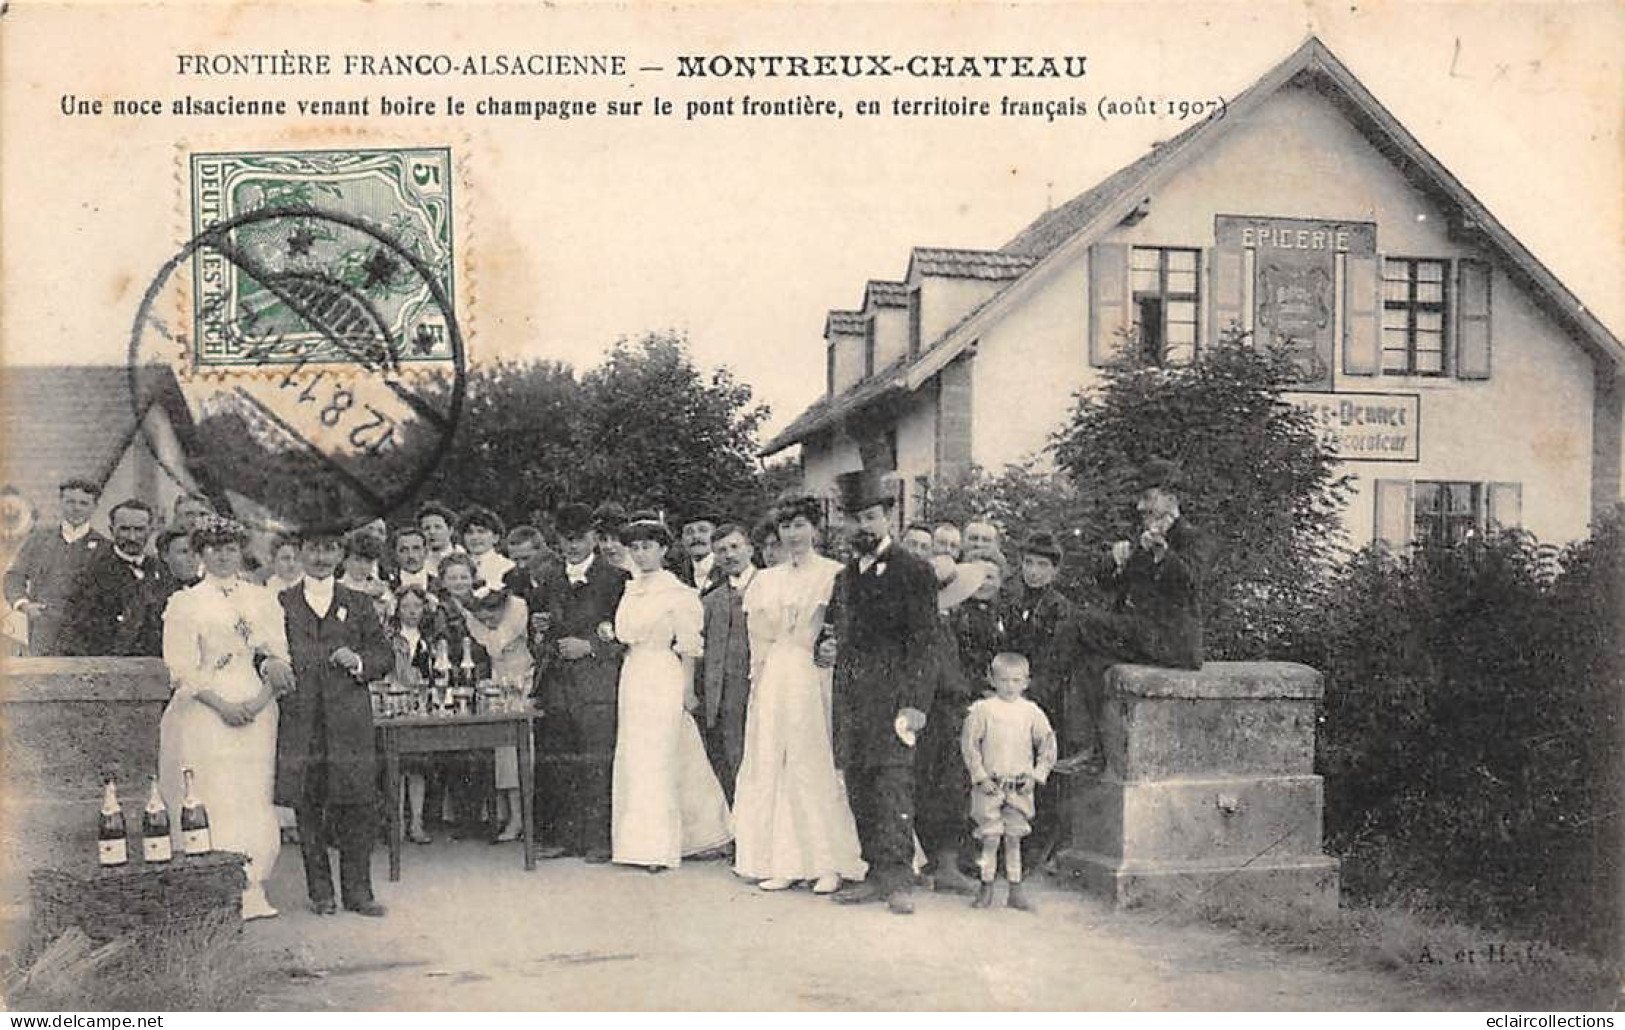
[1055, 459, 1206, 776]
[533, 502, 628, 863]
[824, 470, 939, 915]
[673, 514, 720, 590]
[275, 526, 395, 917]
[699, 521, 756, 802]
[4, 477, 109, 655]
[57, 498, 163, 657]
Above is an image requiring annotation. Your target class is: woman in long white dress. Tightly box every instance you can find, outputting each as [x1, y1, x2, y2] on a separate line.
[466, 585, 532, 842]
[611, 514, 732, 870]
[159, 516, 293, 920]
[731, 495, 866, 893]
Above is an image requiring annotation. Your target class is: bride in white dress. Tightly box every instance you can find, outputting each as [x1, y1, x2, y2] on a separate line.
[731, 495, 866, 893]
[159, 516, 294, 920]
[610, 514, 732, 870]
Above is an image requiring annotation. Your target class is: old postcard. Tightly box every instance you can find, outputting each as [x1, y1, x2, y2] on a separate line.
[0, 0, 1619, 1014]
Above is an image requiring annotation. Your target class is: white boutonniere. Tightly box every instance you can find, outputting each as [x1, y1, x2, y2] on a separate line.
[875, 562, 888, 576]
[87, 540, 98, 550]
[336, 606, 348, 622]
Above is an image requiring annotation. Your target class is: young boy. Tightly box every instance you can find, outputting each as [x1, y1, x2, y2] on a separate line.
[961, 651, 1057, 911]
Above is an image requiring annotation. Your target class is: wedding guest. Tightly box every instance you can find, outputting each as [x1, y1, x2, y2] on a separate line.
[4, 477, 108, 655]
[594, 504, 635, 575]
[962, 519, 1002, 563]
[751, 517, 785, 569]
[275, 526, 394, 917]
[674, 514, 719, 589]
[417, 501, 462, 576]
[260, 533, 305, 594]
[389, 585, 442, 844]
[58, 498, 162, 657]
[826, 471, 939, 916]
[387, 525, 437, 595]
[610, 513, 731, 871]
[435, 553, 501, 835]
[161, 515, 295, 920]
[698, 522, 756, 801]
[503, 524, 552, 609]
[467, 585, 531, 843]
[733, 497, 865, 893]
[534, 502, 628, 861]
[901, 523, 935, 561]
[962, 652, 1056, 912]
[169, 493, 216, 534]
[460, 506, 514, 587]
[340, 531, 392, 624]
[932, 523, 963, 561]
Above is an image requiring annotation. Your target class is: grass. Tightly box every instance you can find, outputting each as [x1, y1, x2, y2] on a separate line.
[1147, 891, 1621, 1010]
[4, 914, 275, 1011]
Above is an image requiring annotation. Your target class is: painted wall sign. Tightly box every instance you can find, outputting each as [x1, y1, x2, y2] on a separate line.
[1216, 216, 1377, 391]
[1283, 390, 1420, 462]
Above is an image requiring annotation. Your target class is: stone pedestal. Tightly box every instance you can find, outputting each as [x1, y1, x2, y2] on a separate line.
[1057, 661, 1340, 911]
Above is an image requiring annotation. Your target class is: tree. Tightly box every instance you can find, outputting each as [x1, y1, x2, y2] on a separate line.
[1051, 334, 1353, 657]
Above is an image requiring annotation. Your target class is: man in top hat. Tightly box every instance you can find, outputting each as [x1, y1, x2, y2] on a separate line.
[57, 498, 164, 657]
[4, 477, 109, 656]
[275, 525, 395, 916]
[823, 470, 940, 915]
[531, 501, 629, 862]
[1054, 458, 1205, 776]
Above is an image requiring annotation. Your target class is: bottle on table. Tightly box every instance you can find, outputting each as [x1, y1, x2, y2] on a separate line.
[432, 638, 452, 715]
[141, 776, 172, 864]
[97, 778, 128, 868]
[456, 636, 476, 714]
[179, 767, 212, 856]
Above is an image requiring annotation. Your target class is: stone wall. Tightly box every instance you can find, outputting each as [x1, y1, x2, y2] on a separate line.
[0, 657, 171, 941]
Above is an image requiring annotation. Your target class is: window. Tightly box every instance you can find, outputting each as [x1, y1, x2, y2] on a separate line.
[1131, 247, 1200, 365]
[1413, 481, 1481, 547]
[1382, 258, 1448, 375]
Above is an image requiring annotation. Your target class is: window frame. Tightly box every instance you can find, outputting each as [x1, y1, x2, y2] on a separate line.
[1129, 246, 1201, 367]
[1381, 257, 1450, 377]
[1412, 479, 1482, 547]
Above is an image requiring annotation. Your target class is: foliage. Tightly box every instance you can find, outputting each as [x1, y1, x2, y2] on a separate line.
[1288, 514, 1623, 956]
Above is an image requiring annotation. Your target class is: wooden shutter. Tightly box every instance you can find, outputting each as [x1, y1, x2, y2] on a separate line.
[1456, 258, 1492, 380]
[864, 317, 876, 379]
[1343, 253, 1381, 376]
[1374, 479, 1413, 549]
[826, 343, 836, 398]
[1487, 481, 1522, 532]
[1208, 246, 1246, 346]
[1088, 242, 1131, 367]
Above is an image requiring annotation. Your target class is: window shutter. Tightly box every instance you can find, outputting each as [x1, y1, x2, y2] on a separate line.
[908, 287, 922, 357]
[864, 317, 876, 378]
[1343, 253, 1380, 376]
[1487, 481, 1522, 532]
[1088, 242, 1130, 367]
[1208, 246, 1246, 346]
[826, 343, 836, 397]
[1456, 258, 1492, 380]
[1374, 479, 1413, 549]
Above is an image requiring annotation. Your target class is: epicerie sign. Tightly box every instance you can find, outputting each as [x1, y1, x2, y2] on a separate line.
[1283, 391, 1420, 462]
[1215, 215, 1378, 256]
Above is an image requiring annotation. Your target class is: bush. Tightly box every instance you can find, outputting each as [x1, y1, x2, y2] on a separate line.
[1290, 515, 1623, 956]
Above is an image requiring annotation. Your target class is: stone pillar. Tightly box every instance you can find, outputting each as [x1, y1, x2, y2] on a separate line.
[0, 658, 171, 940]
[1058, 661, 1340, 911]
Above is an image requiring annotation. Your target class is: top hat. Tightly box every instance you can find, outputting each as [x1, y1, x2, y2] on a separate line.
[1021, 529, 1065, 563]
[554, 502, 594, 537]
[1136, 458, 1184, 494]
[834, 470, 897, 514]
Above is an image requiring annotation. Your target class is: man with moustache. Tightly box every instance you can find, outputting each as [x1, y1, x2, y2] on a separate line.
[823, 471, 939, 915]
[698, 521, 757, 802]
[4, 477, 109, 655]
[58, 498, 164, 656]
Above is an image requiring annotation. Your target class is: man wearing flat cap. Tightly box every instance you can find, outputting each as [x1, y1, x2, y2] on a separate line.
[822, 470, 939, 915]
[532, 501, 629, 861]
[1056, 458, 1205, 776]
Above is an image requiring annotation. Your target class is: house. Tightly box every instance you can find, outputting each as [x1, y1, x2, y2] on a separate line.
[0, 365, 218, 552]
[761, 37, 1624, 549]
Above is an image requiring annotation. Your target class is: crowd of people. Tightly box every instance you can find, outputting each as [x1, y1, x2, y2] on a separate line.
[5, 461, 1204, 919]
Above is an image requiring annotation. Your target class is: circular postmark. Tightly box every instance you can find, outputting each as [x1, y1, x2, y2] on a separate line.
[128, 205, 466, 535]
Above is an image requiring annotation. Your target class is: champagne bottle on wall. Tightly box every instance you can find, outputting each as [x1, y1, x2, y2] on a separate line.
[179, 767, 211, 856]
[98, 779, 128, 868]
[141, 776, 172, 863]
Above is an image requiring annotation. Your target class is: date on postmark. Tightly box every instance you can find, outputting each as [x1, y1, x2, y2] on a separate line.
[189, 147, 455, 369]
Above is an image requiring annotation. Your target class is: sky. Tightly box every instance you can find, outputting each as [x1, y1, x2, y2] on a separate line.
[2, 1, 1620, 441]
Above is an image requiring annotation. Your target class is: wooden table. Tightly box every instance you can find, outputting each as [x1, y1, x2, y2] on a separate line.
[374, 709, 542, 881]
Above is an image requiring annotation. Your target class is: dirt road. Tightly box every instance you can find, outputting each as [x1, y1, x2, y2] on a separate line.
[247, 839, 1456, 1010]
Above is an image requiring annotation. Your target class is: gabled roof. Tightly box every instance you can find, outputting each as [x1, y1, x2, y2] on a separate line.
[0, 365, 211, 515]
[823, 310, 866, 337]
[863, 280, 910, 310]
[762, 35, 1624, 457]
[908, 247, 1037, 281]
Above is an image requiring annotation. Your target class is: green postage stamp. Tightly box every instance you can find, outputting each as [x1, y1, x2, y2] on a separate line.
[187, 147, 456, 369]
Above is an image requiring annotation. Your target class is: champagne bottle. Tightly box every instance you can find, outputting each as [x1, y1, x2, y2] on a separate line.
[141, 776, 172, 863]
[179, 767, 211, 856]
[432, 637, 451, 710]
[98, 779, 128, 868]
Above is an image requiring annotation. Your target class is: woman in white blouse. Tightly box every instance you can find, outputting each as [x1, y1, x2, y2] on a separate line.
[159, 516, 294, 920]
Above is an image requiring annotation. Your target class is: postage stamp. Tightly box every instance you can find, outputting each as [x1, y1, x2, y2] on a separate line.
[188, 147, 456, 369]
